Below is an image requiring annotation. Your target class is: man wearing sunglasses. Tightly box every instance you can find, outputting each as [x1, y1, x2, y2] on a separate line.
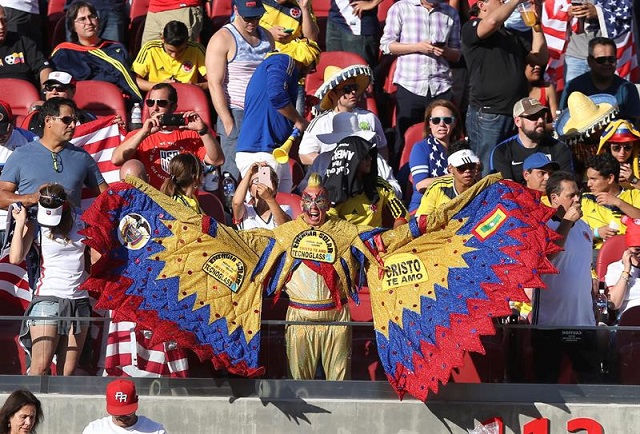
[111, 83, 224, 189]
[206, 0, 274, 181]
[560, 37, 640, 122]
[0, 97, 107, 210]
[490, 97, 573, 185]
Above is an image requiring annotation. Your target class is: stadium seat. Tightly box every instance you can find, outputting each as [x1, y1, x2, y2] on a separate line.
[275, 192, 302, 218]
[595, 234, 627, 282]
[142, 83, 213, 129]
[377, 0, 396, 25]
[304, 51, 369, 97]
[348, 288, 385, 380]
[382, 58, 398, 128]
[397, 122, 424, 202]
[208, 0, 233, 34]
[74, 80, 128, 120]
[259, 295, 290, 379]
[617, 306, 640, 384]
[311, 0, 331, 51]
[129, 0, 150, 57]
[0, 79, 41, 126]
[196, 190, 226, 223]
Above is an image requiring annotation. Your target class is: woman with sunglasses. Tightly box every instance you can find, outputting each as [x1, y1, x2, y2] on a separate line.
[231, 161, 292, 230]
[407, 99, 463, 213]
[11, 184, 93, 376]
[597, 119, 640, 189]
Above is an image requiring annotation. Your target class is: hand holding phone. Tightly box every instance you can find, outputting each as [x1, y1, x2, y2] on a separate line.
[257, 166, 273, 189]
[160, 113, 187, 127]
[283, 28, 294, 34]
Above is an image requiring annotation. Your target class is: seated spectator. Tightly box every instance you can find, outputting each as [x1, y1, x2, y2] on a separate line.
[0, 100, 36, 152]
[0, 5, 51, 87]
[491, 97, 573, 184]
[582, 153, 640, 250]
[119, 159, 148, 182]
[24, 71, 97, 137]
[300, 65, 387, 164]
[605, 216, 640, 320]
[133, 20, 208, 92]
[0, 389, 43, 434]
[160, 153, 204, 214]
[231, 161, 292, 229]
[50, 1, 142, 103]
[560, 37, 640, 123]
[111, 83, 224, 189]
[300, 112, 402, 197]
[415, 142, 480, 217]
[408, 99, 463, 212]
[597, 119, 640, 190]
[324, 136, 409, 228]
[522, 152, 559, 193]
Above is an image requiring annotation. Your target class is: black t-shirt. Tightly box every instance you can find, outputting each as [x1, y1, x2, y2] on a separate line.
[0, 32, 49, 86]
[490, 134, 574, 184]
[461, 19, 531, 115]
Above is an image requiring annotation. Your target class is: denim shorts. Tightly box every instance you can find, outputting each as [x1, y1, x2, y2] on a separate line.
[27, 300, 60, 326]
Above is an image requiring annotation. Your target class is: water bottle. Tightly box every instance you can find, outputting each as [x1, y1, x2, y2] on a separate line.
[596, 288, 609, 325]
[130, 102, 142, 131]
[222, 172, 236, 209]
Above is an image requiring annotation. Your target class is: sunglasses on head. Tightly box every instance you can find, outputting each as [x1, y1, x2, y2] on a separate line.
[52, 115, 78, 125]
[592, 55, 616, 65]
[145, 99, 170, 108]
[430, 116, 455, 125]
[611, 143, 634, 152]
[455, 163, 477, 172]
[44, 84, 71, 92]
[340, 84, 359, 95]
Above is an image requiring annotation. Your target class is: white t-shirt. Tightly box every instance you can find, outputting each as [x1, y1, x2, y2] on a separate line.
[605, 261, 640, 319]
[534, 219, 596, 327]
[35, 212, 88, 299]
[236, 203, 292, 230]
[83, 415, 166, 434]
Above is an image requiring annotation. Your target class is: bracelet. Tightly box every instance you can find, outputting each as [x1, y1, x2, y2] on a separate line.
[594, 227, 600, 239]
[197, 126, 210, 136]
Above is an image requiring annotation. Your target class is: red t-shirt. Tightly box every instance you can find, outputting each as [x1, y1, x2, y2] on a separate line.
[149, 0, 200, 13]
[128, 129, 207, 188]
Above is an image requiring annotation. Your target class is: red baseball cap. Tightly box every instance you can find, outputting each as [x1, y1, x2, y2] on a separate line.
[106, 379, 139, 416]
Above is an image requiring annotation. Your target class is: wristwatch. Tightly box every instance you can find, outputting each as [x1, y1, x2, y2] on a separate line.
[630, 175, 639, 185]
[197, 126, 209, 136]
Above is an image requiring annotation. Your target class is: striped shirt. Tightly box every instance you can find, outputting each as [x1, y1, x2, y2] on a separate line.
[224, 24, 272, 110]
[380, 0, 460, 97]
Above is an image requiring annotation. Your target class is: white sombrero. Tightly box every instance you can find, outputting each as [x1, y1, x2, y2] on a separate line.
[314, 65, 373, 111]
[555, 92, 618, 144]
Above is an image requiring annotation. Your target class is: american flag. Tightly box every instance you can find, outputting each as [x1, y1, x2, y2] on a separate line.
[541, 0, 638, 92]
[101, 319, 189, 377]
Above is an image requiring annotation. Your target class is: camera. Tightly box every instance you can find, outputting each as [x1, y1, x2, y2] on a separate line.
[159, 113, 187, 127]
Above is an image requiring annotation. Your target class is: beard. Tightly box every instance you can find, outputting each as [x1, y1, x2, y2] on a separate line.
[522, 125, 545, 142]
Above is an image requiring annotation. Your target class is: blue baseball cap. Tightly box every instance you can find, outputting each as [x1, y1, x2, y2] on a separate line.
[523, 152, 560, 171]
[235, 0, 265, 18]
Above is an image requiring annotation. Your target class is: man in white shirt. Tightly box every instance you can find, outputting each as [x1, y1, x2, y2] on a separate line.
[83, 379, 167, 434]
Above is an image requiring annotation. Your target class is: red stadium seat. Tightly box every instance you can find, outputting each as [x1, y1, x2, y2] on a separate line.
[196, 190, 226, 223]
[129, 0, 150, 57]
[595, 235, 627, 282]
[383, 58, 398, 128]
[0, 79, 41, 126]
[275, 192, 302, 218]
[397, 123, 424, 201]
[377, 0, 396, 25]
[74, 80, 128, 120]
[142, 83, 213, 128]
[209, 0, 233, 34]
[259, 295, 290, 378]
[311, 0, 331, 50]
[348, 288, 386, 380]
[304, 51, 369, 97]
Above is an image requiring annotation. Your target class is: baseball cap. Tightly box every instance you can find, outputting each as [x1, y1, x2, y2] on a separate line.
[235, 0, 265, 17]
[523, 152, 560, 171]
[447, 149, 480, 167]
[513, 97, 548, 118]
[43, 71, 76, 86]
[106, 379, 139, 416]
[0, 100, 13, 135]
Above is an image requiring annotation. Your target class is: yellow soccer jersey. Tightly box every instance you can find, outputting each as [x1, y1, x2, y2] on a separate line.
[581, 188, 640, 249]
[328, 178, 408, 227]
[260, 0, 317, 51]
[133, 40, 207, 85]
[415, 175, 457, 217]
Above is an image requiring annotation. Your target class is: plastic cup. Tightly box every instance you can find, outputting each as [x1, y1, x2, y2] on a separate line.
[517, 3, 537, 27]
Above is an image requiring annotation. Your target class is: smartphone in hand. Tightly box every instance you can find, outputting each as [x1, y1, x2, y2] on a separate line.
[257, 166, 273, 189]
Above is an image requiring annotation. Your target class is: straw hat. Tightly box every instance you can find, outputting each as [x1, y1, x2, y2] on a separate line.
[315, 65, 373, 111]
[554, 92, 618, 144]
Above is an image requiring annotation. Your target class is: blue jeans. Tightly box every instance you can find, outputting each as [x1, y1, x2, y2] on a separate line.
[216, 108, 244, 181]
[466, 106, 516, 177]
[97, 8, 127, 43]
[564, 56, 590, 86]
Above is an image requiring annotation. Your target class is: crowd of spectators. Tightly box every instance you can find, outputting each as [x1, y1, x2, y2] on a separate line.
[0, 0, 639, 384]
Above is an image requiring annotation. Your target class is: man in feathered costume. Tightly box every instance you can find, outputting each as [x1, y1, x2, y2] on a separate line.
[82, 173, 560, 401]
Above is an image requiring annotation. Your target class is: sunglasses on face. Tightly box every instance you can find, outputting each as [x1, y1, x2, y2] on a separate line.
[455, 163, 477, 172]
[611, 143, 634, 152]
[241, 15, 262, 23]
[52, 115, 78, 125]
[520, 112, 547, 121]
[145, 99, 170, 108]
[592, 55, 616, 65]
[340, 84, 359, 95]
[44, 84, 71, 93]
[430, 116, 455, 125]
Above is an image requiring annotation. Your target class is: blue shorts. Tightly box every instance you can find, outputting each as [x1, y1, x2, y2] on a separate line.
[28, 300, 60, 326]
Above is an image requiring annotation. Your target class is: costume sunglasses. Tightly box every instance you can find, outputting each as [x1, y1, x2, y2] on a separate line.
[145, 99, 171, 108]
[592, 55, 616, 65]
[430, 116, 455, 125]
[610, 144, 634, 152]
